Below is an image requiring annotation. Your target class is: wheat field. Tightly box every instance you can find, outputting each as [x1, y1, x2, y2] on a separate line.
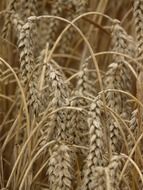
[0, 0, 143, 189]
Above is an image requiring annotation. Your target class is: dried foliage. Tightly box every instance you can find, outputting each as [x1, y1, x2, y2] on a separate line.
[1, 0, 143, 190]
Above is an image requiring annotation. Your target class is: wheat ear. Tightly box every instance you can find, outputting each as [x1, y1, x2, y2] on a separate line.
[58, 0, 87, 55]
[133, 0, 143, 59]
[46, 0, 65, 49]
[129, 0, 143, 156]
[1, 0, 19, 38]
[20, 0, 38, 20]
[47, 143, 74, 190]
[104, 21, 134, 153]
[81, 95, 104, 190]
[18, 19, 41, 116]
[108, 155, 125, 190]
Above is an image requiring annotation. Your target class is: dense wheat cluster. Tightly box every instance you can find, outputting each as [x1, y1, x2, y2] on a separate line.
[1, 0, 143, 189]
